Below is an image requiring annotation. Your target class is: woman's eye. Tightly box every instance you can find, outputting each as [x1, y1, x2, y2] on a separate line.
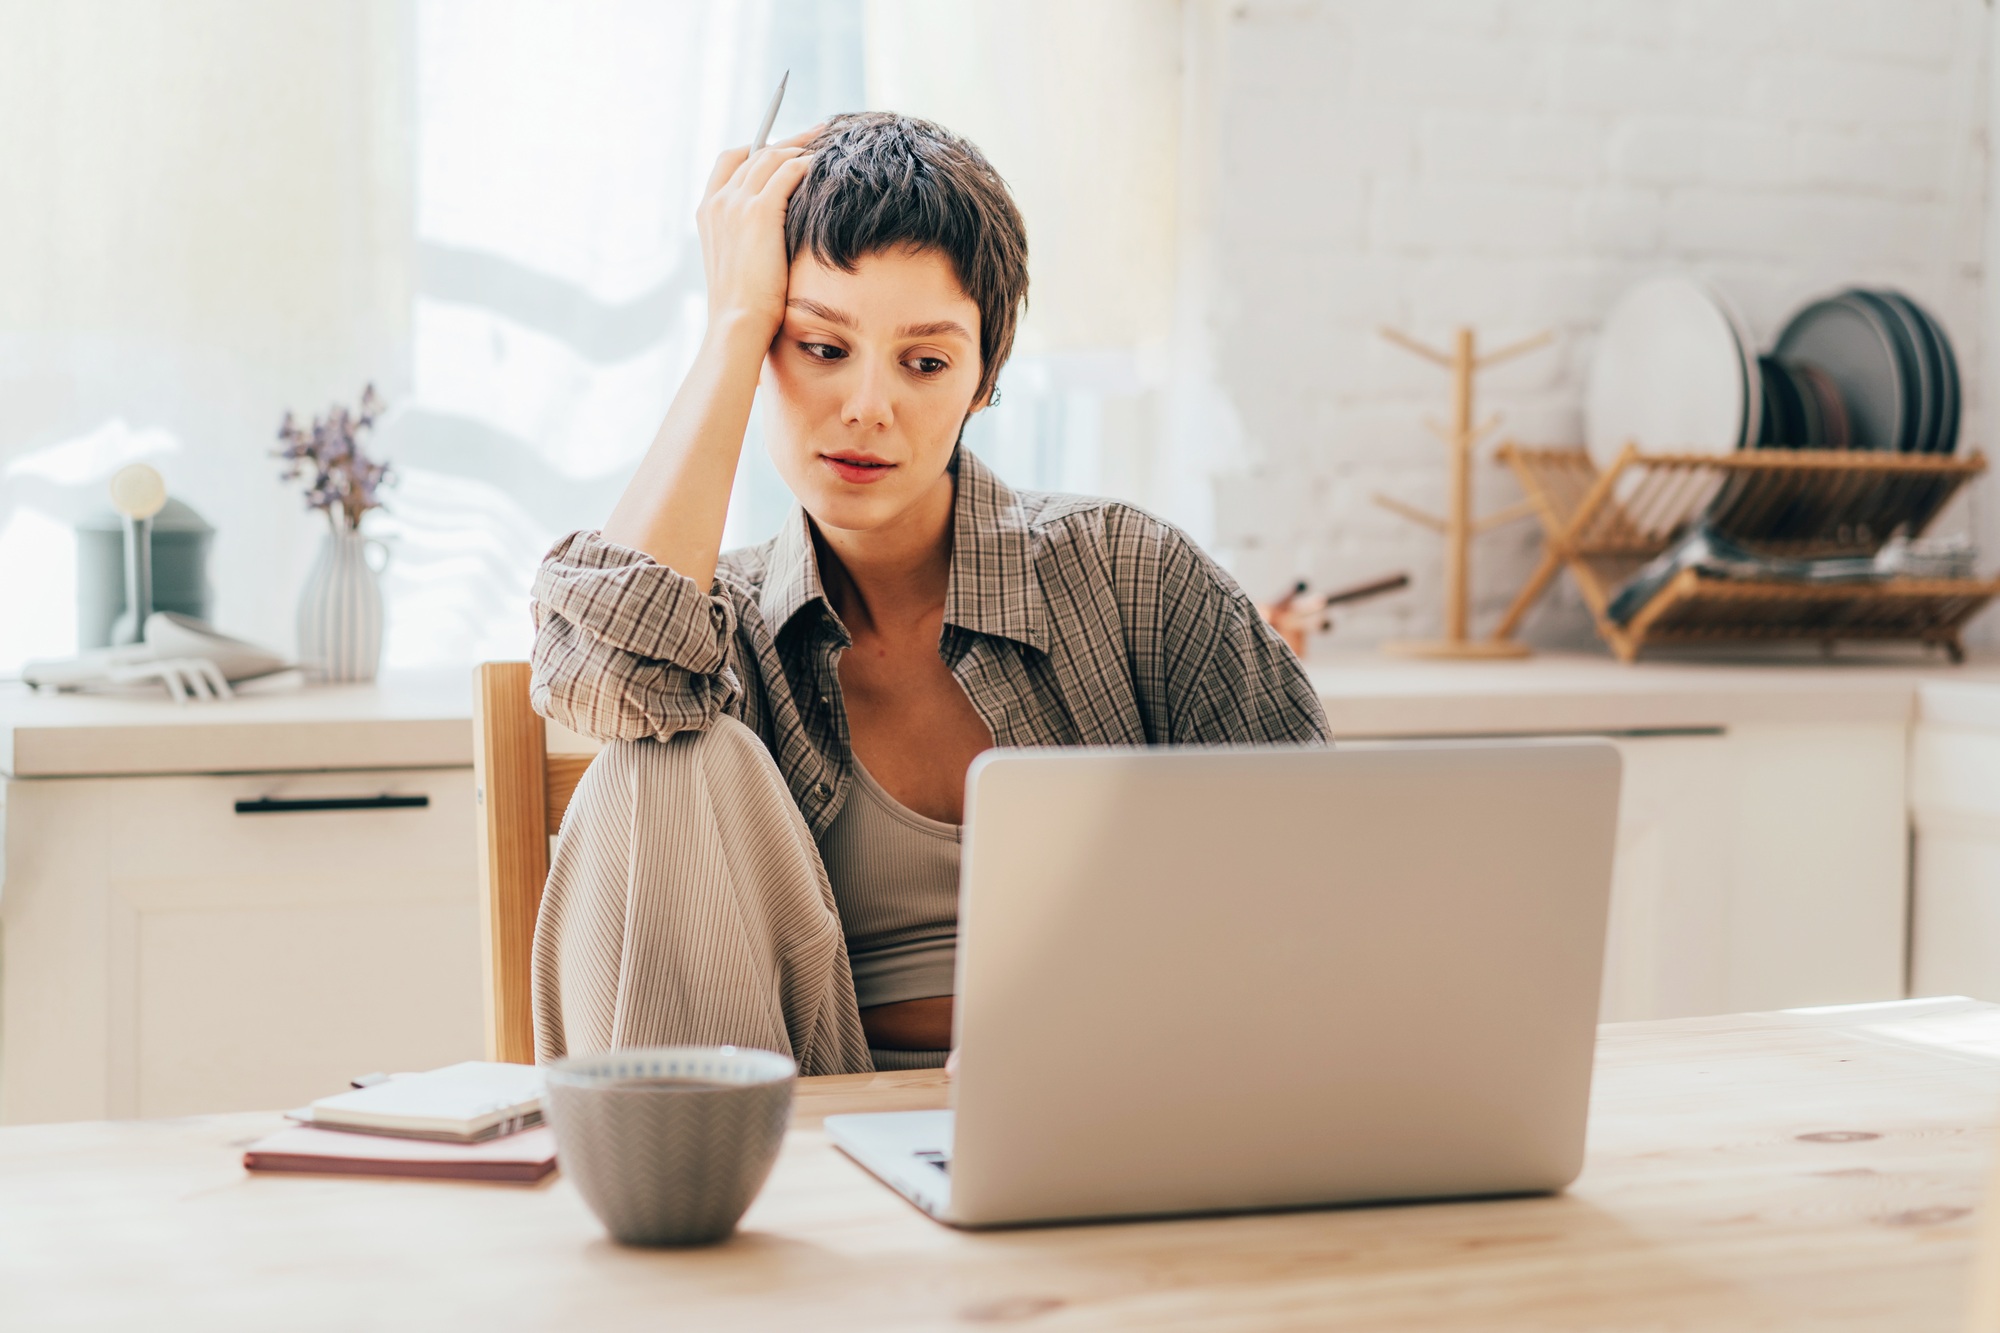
[907, 356, 948, 376]
[801, 342, 846, 362]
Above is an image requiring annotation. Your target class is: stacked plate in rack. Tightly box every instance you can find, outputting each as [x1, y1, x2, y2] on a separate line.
[1753, 356, 1850, 450]
[1586, 278, 1960, 462]
[1770, 290, 1959, 453]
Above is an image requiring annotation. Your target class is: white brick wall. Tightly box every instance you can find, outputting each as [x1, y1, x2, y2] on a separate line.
[1185, 0, 1991, 650]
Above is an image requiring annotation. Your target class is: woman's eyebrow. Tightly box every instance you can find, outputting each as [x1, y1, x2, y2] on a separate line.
[785, 299, 970, 342]
[899, 319, 973, 340]
[785, 297, 854, 327]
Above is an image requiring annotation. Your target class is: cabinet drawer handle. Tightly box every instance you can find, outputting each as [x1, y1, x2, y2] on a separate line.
[234, 795, 431, 815]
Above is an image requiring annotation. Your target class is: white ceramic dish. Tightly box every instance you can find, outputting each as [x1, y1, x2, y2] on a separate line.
[1714, 285, 1762, 454]
[1587, 275, 1757, 468]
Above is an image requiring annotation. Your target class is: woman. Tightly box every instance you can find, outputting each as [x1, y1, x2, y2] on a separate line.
[530, 112, 1329, 1074]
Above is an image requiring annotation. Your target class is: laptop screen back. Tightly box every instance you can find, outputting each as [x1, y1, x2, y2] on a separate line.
[947, 741, 1621, 1227]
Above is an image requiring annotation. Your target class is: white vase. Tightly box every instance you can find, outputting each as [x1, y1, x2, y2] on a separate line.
[298, 528, 388, 683]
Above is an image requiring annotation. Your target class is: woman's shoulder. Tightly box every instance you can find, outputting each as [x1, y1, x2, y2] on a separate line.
[1007, 485, 1172, 545]
[1009, 488, 1233, 592]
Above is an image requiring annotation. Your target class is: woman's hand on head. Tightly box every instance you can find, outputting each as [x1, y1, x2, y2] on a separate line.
[697, 126, 820, 345]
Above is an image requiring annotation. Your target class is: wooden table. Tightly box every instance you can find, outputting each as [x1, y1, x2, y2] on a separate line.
[6, 999, 1999, 1331]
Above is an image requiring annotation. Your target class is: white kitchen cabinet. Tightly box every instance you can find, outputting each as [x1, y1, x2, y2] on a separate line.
[0, 677, 480, 1124]
[1350, 723, 1909, 1023]
[1594, 732, 1733, 1020]
[1909, 685, 2000, 1002]
[1316, 655, 1935, 1023]
[1599, 723, 1908, 1021]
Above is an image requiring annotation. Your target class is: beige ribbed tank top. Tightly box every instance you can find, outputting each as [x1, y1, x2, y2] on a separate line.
[817, 757, 961, 1010]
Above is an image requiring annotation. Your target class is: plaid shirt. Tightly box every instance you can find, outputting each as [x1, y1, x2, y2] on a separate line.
[530, 446, 1330, 839]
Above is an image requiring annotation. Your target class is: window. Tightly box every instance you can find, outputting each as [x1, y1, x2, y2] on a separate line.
[388, 0, 866, 667]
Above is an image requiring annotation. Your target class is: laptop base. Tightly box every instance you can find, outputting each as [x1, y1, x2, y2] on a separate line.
[825, 1110, 956, 1222]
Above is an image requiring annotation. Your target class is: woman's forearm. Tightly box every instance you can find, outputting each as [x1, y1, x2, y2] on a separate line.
[602, 314, 770, 587]
[603, 123, 816, 584]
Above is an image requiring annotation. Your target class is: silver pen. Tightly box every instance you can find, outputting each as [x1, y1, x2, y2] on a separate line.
[751, 70, 789, 151]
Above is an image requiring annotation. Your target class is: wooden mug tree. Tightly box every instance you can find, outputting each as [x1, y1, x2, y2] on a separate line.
[1373, 324, 1553, 659]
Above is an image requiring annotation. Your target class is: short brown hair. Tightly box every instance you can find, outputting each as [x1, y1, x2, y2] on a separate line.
[787, 112, 1029, 410]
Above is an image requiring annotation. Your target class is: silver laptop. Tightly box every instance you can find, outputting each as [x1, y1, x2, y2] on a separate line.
[826, 740, 1622, 1229]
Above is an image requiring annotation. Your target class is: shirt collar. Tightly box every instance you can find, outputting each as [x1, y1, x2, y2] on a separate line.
[942, 445, 1047, 651]
[756, 501, 829, 640]
[755, 446, 1047, 653]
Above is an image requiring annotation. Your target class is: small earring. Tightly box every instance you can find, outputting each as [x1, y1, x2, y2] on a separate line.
[989, 388, 1003, 406]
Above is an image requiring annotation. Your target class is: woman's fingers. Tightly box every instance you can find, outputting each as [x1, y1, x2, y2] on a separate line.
[704, 122, 824, 203]
[742, 145, 808, 195]
[705, 122, 821, 198]
[704, 145, 749, 200]
[721, 144, 766, 195]
[757, 152, 814, 206]
[711, 144, 808, 210]
[701, 122, 824, 234]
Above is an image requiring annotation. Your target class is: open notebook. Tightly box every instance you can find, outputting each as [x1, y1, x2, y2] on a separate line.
[292, 1061, 544, 1143]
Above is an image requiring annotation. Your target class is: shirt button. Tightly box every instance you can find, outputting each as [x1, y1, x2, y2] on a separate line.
[810, 781, 832, 803]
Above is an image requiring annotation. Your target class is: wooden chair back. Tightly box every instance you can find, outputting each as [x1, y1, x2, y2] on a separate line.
[471, 662, 593, 1063]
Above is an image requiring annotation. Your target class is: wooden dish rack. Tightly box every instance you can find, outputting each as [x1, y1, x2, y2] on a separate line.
[1492, 445, 1999, 662]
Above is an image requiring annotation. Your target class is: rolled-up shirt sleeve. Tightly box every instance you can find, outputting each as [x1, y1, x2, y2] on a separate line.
[529, 530, 745, 742]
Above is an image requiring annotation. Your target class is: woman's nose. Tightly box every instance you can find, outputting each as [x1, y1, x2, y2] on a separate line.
[840, 356, 894, 430]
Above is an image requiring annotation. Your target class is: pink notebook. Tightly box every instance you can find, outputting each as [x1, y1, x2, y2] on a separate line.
[243, 1124, 557, 1184]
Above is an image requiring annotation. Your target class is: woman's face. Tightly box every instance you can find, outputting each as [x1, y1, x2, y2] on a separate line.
[762, 246, 984, 538]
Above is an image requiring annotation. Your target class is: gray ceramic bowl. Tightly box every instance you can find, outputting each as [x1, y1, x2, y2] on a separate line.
[543, 1045, 796, 1246]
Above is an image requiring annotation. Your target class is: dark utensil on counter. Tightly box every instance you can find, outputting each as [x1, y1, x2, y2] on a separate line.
[1320, 572, 1413, 607]
[1259, 572, 1412, 656]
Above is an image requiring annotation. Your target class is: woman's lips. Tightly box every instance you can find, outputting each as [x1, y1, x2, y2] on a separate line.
[821, 454, 896, 485]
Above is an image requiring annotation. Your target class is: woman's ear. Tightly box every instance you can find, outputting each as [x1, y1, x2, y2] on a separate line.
[963, 376, 998, 419]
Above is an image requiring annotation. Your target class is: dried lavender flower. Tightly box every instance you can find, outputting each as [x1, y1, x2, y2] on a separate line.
[274, 384, 395, 532]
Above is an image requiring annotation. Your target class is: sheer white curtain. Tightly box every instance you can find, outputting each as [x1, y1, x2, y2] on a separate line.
[0, 1, 1175, 675]
[383, 0, 863, 668]
[0, 1, 414, 675]
[0, 1, 861, 674]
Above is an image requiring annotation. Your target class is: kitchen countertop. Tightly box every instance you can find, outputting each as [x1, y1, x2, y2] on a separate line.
[5, 652, 2000, 778]
[1311, 651, 2000, 737]
[0, 671, 475, 777]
